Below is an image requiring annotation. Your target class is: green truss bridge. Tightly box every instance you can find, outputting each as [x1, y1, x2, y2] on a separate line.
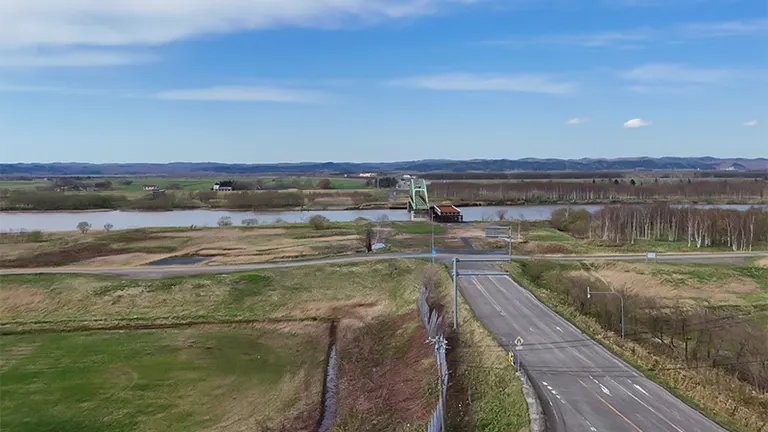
[408, 178, 430, 213]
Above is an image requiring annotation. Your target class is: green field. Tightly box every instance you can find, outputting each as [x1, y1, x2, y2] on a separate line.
[1, 325, 325, 432]
[0, 176, 370, 192]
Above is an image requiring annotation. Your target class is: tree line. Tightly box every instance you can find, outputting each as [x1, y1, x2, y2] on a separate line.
[429, 179, 768, 204]
[551, 204, 768, 250]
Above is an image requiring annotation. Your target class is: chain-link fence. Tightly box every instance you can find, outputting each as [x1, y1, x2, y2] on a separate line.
[418, 287, 449, 432]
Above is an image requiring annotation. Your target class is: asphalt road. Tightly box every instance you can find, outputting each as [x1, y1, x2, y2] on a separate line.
[457, 267, 726, 432]
[1, 251, 766, 279]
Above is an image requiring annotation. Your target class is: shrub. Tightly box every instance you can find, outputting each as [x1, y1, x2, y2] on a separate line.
[308, 215, 330, 230]
[103, 223, 114, 232]
[217, 216, 233, 227]
[242, 218, 260, 226]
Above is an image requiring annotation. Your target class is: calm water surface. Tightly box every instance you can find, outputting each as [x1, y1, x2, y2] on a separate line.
[0, 204, 763, 232]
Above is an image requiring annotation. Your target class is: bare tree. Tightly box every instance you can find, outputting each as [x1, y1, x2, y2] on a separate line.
[316, 178, 332, 190]
[103, 223, 114, 232]
[495, 209, 508, 221]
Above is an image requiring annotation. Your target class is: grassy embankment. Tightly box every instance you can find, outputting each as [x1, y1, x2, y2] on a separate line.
[506, 259, 768, 432]
[1, 259, 529, 431]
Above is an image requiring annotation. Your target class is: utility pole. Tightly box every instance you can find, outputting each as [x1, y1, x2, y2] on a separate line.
[587, 286, 625, 339]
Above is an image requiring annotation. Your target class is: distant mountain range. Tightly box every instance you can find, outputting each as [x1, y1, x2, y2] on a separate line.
[1, 157, 766, 176]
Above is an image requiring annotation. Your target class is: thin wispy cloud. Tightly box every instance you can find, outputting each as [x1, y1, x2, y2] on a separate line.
[155, 86, 328, 103]
[0, 0, 479, 50]
[0, 49, 155, 68]
[490, 18, 768, 48]
[683, 19, 768, 38]
[390, 73, 576, 95]
[623, 118, 650, 128]
[743, 120, 759, 127]
[565, 117, 587, 125]
[628, 85, 700, 95]
[622, 63, 736, 84]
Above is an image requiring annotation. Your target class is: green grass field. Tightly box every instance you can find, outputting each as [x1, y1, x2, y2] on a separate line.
[1, 325, 325, 432]
[0, 180, 51, 191]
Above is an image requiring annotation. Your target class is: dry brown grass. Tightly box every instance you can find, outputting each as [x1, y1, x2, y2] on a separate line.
[68, 252, 159, 268]
[332, 312, 436, 431]
[589, 262, 759, 305]
[757, 257, 768, 267]
[0, 288, 50, 315]
[164, 228, 288, 238]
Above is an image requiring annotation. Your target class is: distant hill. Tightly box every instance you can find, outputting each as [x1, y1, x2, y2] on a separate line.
[1, 157, 767, 176]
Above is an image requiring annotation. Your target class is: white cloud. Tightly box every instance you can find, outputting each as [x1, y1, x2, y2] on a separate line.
[623, 118, 650, 128]
[565, 117, 586, 125]
[0, 49, 154, 68]
[622, 63, 735, 84]
[155, 86, 327, 103]
[390, 73, 576, 95]
[743, 120, 759, 127]
[0, 0, 477, 49]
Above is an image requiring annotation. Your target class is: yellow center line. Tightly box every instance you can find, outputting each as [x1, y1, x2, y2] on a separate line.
[578, 378, 643, 432]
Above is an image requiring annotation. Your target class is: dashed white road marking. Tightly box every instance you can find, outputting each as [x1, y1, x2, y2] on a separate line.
[599, 384, 611, 396]
[556, 326, 564, 332]
[633, 384, 649, 396]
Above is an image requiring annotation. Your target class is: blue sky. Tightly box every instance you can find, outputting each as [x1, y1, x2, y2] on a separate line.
[0, 0, 765, 163]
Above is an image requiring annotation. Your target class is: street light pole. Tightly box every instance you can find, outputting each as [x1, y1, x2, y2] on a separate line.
[452, 257, 458, 329]
[431, 208, 435, 264]
[587, 286, 625, 339]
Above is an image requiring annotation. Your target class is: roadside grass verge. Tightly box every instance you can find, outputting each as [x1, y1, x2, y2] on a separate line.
[0, 324, 326, 432]
[506, 261, 768, 432]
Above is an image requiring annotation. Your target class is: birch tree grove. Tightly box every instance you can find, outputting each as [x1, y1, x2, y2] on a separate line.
[579, 204, 768, 249]
[429, 180, 768, 203]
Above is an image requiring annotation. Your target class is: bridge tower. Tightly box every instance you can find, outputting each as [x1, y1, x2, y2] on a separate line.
[408, 178, 430, 215]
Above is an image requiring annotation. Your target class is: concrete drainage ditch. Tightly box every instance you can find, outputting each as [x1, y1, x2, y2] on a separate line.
[316, 320, 338, 432]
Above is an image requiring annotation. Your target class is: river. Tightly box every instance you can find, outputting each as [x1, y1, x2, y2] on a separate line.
[0, 204, 764, 232]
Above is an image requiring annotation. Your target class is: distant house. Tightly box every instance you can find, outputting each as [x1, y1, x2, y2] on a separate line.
[358, 173, 377, 178]
[142, 185, 158, 191]
[213, 181, 235, 192]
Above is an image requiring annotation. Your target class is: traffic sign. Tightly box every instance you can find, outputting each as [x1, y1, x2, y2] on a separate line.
[432, 247, 437, 255]
[514, 336, 524, 347]
[507, 351, 515, 364]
